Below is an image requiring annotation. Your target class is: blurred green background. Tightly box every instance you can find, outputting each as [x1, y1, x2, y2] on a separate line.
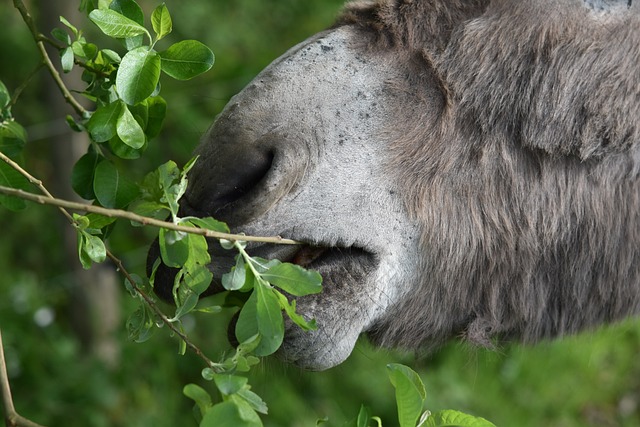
[0, 1, 639, 426]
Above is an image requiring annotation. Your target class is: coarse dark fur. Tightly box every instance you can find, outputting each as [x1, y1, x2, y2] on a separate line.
[337, 0, 640, 351]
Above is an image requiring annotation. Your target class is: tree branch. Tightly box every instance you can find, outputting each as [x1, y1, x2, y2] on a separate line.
[106, 253, 217, 368]
[0, 151, 291, 370]
[0, 184, 298, 245]
[12, 0, 88, 117]
[0, 331, 47, 427]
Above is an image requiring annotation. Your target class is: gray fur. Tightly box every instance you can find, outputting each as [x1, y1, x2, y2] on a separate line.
[154, 0, 640, 370]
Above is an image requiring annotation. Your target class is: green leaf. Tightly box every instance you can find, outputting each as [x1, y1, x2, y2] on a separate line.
[236, 288, 259, 346]
[237, 334, 261, 355]
[190, 216, 230, 234]
[183, 263, 213, 295]
[222, 255, 247, 291]
[173, 287, 199, 320]
[423, 410, 496, 427]
[51, 27, 71, 45]
[82, 231, 107, 264]
[387, 364, 427, 427]
[159, 227, 189, 268]
[180, 221, 211, 267]
[76, 228, 106, 269]
[357, 405, 371, 427]
[183, 384, 212, 419]
[274, 291, 316, 331]
[86, 212, 117, 229]
[194, 304, 222, 314]
[213, 374, 248, 396]
[236, 388, 268, 415]
[88, 9, 149, 40]
[109, 0, 144, 25]
[156, 160, 180, 217]
[200, 401, 262, 427]
[71, 41, 98, 60]
[109, 0, 144, 50]
[87, 101, 122, 142]
[128, 199, 168, 221]
[59, 16, 78, 37]
[159, 40, 214, 80]
[73, 213, 91, 231]
[254, 283, 284, 356]
[93, 160, 139, 208]
[108, 136, 146, 159]
[201, 367, 216, 381]
[144, 95, 166, 139]
[116, 47, 161, 105]
[122, 273, 144, 297]
[126, 304, 156, 343]
[262, 262, 322, 296]
[0, 160, 28, 211]
[128, 101, 149, 129]
[0, 120, 27, 157]
[151, 3, 172, 40]
[117, 102, 145, 148]
[60, 47, 74, 73]
[71, 150, 102, 200]
[101, 49, 121, 64]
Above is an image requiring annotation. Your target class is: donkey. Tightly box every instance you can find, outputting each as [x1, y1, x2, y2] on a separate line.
[151, 0, 640, 370]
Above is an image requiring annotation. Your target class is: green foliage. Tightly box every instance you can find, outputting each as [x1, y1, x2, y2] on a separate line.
[159, 40, 215, 80]
[388, 363, 428, 427]
[384, 363, 496, 427]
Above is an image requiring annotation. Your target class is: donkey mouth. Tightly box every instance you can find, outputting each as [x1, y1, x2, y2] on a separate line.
[249, 241, 374, 274]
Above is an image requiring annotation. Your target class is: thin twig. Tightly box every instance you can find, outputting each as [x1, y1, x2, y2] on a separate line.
[107, 253, 217, 368]
[0, 153, 73, 223]
[12, 0, 88, 117]
[0, 330, 15, 426]
[0, 331, 47, 427]
[0, 171, 221, 370]
[0, 157, 293, 366]
[9, 64, 46, 108]
[0, 184, 298, 245]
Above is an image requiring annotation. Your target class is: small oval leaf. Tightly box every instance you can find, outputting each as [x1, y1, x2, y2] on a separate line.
[117, 102, 145, 148]
[254, 283, 284, 356]
[159, 227, 189, 268]
[159, 40, 214, 80]
[387, 364, 427, 427]
[262, 262, 322, 296]
[82, 231, 107, 264]
[60, 47, 74, 73]
[116, 47, 161, 105]
[222, 256, 247, 291]
[151, 3, 172, 40]
[87, 101, 122, 143]
[93, 160, 139, 208]
[71, 150, 102, 200]
[89, 9, 149, 39]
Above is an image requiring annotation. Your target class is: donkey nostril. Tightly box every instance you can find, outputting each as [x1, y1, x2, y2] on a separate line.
[187, 148, 274, 219]
[213, 150, 274, 209]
